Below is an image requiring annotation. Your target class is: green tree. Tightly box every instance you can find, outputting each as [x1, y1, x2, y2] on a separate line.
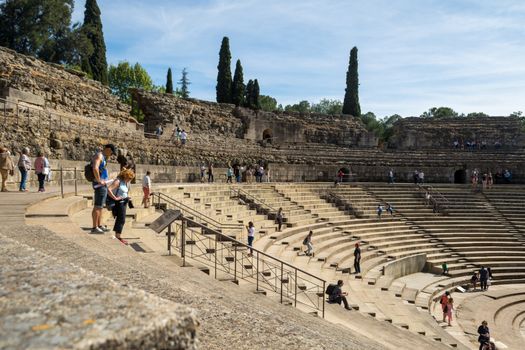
[166, 68, 174, 94]
[245, 79, 254, 108]
[259, 95, 278, 112]
[216, 36, 232, 103]
[108, 61, 153, 118]
[0, 0, 82, 64]
[178, 68, 190, 98]
[342, 47, 361, 117]
[83, 0, 108, 84]
[311, 99, 343, 115]
[420, 107, 458, 118]
[231, 59, 245, 106]
[252, 79, 261, 110]
[285, 100, 311, 114]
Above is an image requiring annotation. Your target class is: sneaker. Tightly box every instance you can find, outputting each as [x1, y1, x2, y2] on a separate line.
[118, 238, 128, 245]
[98, 226, 109, 232]
[90, 227, 104, 234]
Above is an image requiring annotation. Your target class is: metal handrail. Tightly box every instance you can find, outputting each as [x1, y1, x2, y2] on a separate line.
[156, 202, 326, 317]
[153, 192, 243, 232]
[231, 187, 278, 213]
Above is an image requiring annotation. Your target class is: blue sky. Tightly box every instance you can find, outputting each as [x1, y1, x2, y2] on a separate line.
[73, 0, 525, 117]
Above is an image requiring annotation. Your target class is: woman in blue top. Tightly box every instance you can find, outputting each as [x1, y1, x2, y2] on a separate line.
[107, 168, 135, 245]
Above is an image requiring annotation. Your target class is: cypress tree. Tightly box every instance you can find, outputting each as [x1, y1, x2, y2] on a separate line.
[231, 59, 245, 106]
[83, 0, 108, 85]
[178, 68, 190, 98]
[342, 47, 361, 117]
[166, 68, 174, 94]
[216, 36, 232, 103]
[253, 79, 261, 110]
[245, 79, 254, 108]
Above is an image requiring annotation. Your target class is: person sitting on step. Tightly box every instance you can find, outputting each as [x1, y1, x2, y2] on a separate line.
[329, 280, 352, 310]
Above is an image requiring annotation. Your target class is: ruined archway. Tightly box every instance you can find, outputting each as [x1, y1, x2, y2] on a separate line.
[262, 129, 272, 143]
[454, 169, 467, 184]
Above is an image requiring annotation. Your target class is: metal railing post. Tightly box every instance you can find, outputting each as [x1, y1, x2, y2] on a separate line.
[322, 281, 326, 318]
[60, 166, 64, 198]
[294, 269, 298, 307]
[167, 224, 172, 256]
[256, 252, 259, 292]
[181, 220, 186, 266]
[234, 245, 237, 283]
[280, 262, 284, 304]
[74, 167, 78, 196]
[214, 233, 217, 279]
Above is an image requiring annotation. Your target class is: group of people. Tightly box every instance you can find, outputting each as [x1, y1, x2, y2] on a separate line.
[154, 124, 188, 146]
[89, 144, 152, 245]
[453, 139, 502, 151]
[0, 146, 50, 193]
[470, 266, 493, 291]
[413, 170, 425, 184]
[202, 163, 270, 183]
[376, 203, 394, 219]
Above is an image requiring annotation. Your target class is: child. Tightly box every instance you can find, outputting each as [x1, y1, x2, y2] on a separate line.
[445, 298, 454, 326]
[246, 221, 255, 256]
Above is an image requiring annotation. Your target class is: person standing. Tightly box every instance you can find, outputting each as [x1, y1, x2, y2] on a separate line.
[34, 151, 50, 192]
[180, 130, 187, 146]
[418, 171, 425, 184]
[107, 168, 135, 245]
[226, 166, 233, 183]
[0, 147, 14, 192]
[440, 291, 450, 322]
[91, 144, 116, 234]
[388, 169, 394, 184]
[17, 147, 31, 192]
[442, 262, 449, 275]
[208, 163, 214, 183]
[276, 207, 284, 232]
[377, 204, 383, 219]
[142, 170, 152, 208]
[477, 321, 490, 350]
[200, 165, 206, 183]
[479, 266, 489, 291]
[445, 297, 454, 326]
[246, 221, 255, 256]
[386, 203, 394, 216]
[353, 242, 361, 274]
[303, 230, 314, 256]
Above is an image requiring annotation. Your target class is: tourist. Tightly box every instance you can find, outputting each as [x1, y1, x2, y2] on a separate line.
[246, 221, 255, 256]
[200, 164, 206, 183]
[482, 173, 488, 190]
[337, 169, 344, 183]
[453, 140, 459, 149]
[353, 242, 361, 274]
[503, 169, 512, 183]
[0, 147, 14, 192]
[386, 203, 394, 216]
[425, 192, 432, 207]
[208, 163, 214, 183]
[418, 171, 425, 184]
[276, 207, 284, 232]
[376, 204, 383, 219]
[413, 170, 419, 185]
[180, 129, 187, 145]
[34, 151, 50, 192]
[18, 147, 31, 192]
[440, 291, 450, 322]
[442, 262, 449, 275]
[91, 144, 116, 234]
[487, 268, 493, 290]
[487, 172, 493, 189]
[470, 271, 479, 291]
[479, 266, 489, 291]
[445, 297, 454, 326]
[107, 168, 135, 245]
[329, 280, 352, 310]
[226, 166, 233, 183]
[142, 170, 152, 208]
[388, 168, 394, 184]
[303, 230, 313, 256]
[155, 124, 163, 139]
[259, 165, 265, 183]
[477, 321, 491, 350]
[234, 165, 241, 183]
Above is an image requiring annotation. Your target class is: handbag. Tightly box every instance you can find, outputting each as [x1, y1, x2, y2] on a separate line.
[42, 167, 50, 176]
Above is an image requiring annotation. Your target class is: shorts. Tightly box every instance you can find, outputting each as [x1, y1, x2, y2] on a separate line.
[93, 185, 108, 209]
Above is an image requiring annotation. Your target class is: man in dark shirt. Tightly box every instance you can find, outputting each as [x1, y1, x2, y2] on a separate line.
[479, 266, 489, 291]
[353, 243, 361, 274]
[330, 280, 351, 310]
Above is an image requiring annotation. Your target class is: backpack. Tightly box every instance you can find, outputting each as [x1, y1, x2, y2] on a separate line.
[303, 237, 308, 245]
[84, 162, 95, 182]
[325, 284, 336, 296]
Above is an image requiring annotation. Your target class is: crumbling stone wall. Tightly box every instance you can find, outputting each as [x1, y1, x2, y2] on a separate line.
[390, 117, 525, 149]
[0, 46, 131, 123]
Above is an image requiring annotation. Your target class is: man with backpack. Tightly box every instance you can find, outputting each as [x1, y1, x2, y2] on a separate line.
[327, 280, 352, 310]
[88, 144, 116, 234]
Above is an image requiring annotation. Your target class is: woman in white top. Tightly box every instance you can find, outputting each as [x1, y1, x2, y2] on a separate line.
[17, 147, 31, 192]
[247, 221, 255, 256]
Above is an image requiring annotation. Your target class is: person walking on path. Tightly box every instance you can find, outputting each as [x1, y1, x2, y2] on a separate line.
[376, 204, 383, 219]
[91, 144, 116, 234]
[246, 221, 255, 256]
[386, 203, 394, 216]
[34, 151, 50, 192]
[0, 147, 14, 192]
[329, 280, 352, 310]
[17, 147, 31, 192]
[440, 291, 450, 322]
[200, 165, 206, 183]
[353, 242, 361, 274]
[107, 168, 135, 245]
[388, 168, 394, 184]
[142, 170, 152, 208]
[445, 297, 454, 326]
[276, 207, 284, 232]
[208, 163, 214, 183]
[303, 230, 314, 256]
[226, 166, 233, 183]
[479, 266, 489, 291]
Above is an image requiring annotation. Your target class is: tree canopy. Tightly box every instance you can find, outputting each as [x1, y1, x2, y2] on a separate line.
[231, 59, 245, 106]
[83, 0, 108, 84]
[166, 68, 173, 94]
[420, 107, 458, 118]
[216, 36, 232, 103]
[177, 68, 191, 98]
[342, 47, 361, 117]
[259, 95, 278, 112]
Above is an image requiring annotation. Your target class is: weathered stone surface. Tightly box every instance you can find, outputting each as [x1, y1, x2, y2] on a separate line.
[0, 234, 198, 350]
[0, 46, 131, 123]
